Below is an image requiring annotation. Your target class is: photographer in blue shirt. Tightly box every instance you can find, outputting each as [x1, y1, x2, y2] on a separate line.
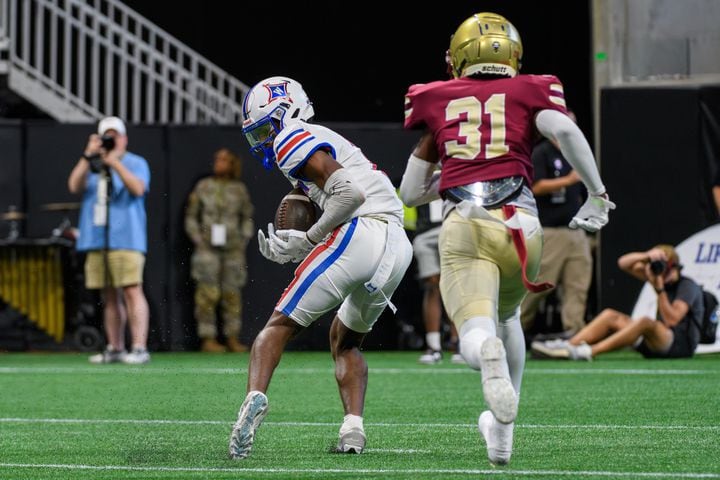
[68, 116, 151, 364]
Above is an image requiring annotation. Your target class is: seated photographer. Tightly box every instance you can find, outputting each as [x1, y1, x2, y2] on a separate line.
[531, 245, 704, 361]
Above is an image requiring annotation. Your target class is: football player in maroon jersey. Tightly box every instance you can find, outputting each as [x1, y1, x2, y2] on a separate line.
[399, 12, 615, 466]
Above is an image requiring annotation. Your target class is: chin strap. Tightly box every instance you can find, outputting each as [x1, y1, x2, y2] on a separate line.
[261, 144, 275, 170]
[501, 204, 554, 293]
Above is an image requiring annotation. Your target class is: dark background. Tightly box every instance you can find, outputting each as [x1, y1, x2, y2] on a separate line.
[115, 0, 594, 350]
[4, 84, 719, 352]
[120, 1, 594, 140]
[0, 121, 422, 351]
[3, 2, 719, 351]
[599, 86, 720, 310]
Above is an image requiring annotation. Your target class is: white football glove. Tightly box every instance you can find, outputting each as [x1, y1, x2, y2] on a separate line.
[257, 223, 292, 264]
[272, 228, 316, 263]
[569, 194, 616, 233]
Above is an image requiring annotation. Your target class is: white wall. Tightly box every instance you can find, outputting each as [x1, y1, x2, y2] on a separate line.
[591, 0, 720, 157]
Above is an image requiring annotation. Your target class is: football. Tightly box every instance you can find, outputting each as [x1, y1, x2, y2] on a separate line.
[274, 187, 318, 232]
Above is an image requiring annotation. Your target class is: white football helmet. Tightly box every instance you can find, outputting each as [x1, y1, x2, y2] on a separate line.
[242, 76, 315, 169]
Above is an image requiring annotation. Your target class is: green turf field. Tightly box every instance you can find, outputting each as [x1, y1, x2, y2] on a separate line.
[1, 351, 718, 479]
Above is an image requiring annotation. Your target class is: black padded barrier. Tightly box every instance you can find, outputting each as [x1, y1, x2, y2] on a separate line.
[0, 120, 24, 238]
[599, 85, 720, 314]
[10, 91, 720, 352]
[2, 121, 423, 351]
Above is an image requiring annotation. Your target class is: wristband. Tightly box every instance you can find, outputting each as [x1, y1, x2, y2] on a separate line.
[655, 288, 665, 294]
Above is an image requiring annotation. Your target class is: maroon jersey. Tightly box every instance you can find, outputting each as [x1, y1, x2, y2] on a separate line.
[404, 75, 567, 192]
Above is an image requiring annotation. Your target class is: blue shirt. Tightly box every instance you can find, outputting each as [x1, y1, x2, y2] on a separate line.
[76, 152, 150, 253]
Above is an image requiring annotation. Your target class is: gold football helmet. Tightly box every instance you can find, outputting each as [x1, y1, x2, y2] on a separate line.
[447, 12, 523, 78]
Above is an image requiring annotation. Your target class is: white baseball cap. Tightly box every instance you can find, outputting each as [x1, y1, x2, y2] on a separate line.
[98, 116, 127, 136]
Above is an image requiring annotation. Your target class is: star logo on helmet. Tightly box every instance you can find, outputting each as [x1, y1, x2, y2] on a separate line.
[492, 41, 500, 52]
[266, 82, 288, 100]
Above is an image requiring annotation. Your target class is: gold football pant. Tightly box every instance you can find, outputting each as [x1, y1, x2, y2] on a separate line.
[439, 209, 543, 331]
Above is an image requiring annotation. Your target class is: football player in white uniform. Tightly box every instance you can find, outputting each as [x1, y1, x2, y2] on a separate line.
[228, 76, 413, 459]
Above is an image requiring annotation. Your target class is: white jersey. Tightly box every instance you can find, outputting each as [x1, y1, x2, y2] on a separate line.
[272, 121, 403, 225]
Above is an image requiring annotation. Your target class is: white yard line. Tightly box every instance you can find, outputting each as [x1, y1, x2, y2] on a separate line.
[1, 417, 718, 430]
[367, 448, 430, 453]
[0, 366, 712, 375]
[1, 463, 719, 478]
[525, 368, 712, 375]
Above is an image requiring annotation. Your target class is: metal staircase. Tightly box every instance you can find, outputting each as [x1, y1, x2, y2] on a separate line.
[0, 0, 249, 123]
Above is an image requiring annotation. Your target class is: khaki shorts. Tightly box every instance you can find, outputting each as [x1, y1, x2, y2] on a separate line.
[412, 226, 441, 280]
[84, 250, 145, 289]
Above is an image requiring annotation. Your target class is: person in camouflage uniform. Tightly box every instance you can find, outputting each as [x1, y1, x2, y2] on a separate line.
[185, 148, 254, 352]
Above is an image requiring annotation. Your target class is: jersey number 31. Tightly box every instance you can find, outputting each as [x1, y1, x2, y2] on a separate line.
[445, 94, 509, 160]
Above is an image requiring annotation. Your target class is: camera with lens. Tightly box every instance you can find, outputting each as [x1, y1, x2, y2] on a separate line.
[649, 260, 667, 275]
[85, 135, 115, 173]
[100, 134, 116, 151]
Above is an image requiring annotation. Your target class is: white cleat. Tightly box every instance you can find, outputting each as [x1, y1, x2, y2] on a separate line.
[530, 339, 571, 359]
[228, 391, 269, 459]
[451, 353, 466, 365]
[418, 349, 442, 365]
[480, 337, 518, 424]
[122, 348, 150, 365]
[531, 340, 593, 361]
[567, 342, 593, 361]
[88, 348, 126, 364]
[336, 425, 366, 454]
[478, 410, 513, 466]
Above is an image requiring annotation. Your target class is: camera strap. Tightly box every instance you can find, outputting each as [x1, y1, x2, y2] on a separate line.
[93, 174, 109, 227]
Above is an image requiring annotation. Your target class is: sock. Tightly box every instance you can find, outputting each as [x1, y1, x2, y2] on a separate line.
[497, 309, 526, 395]
[342, 414, 364, 432]
[459, 316, 496, 371]
[426, 332, 442, 351]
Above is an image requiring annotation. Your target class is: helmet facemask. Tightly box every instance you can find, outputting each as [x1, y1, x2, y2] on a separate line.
[241, 77, 315, 170]
[243, 106, 286, 170]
